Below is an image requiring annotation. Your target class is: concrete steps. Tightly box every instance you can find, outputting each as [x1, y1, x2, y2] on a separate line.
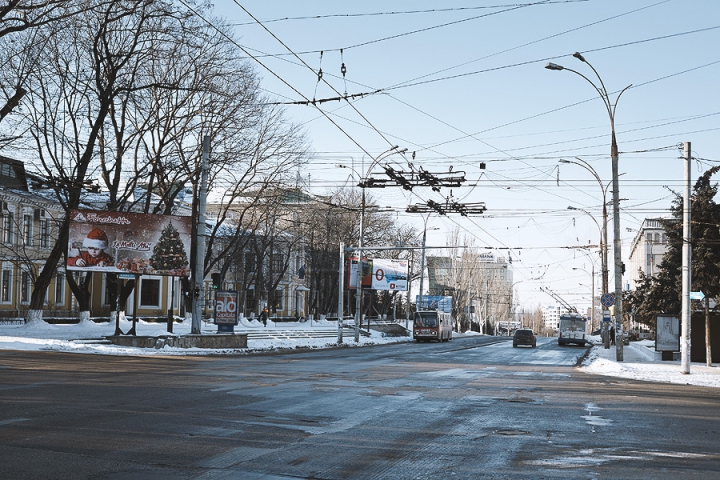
[243, 327, 370, 340]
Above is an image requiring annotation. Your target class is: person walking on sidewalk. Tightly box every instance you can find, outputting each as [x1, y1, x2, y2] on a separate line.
[260, 307, 269, 327]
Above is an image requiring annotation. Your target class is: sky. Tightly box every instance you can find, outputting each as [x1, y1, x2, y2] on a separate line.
[1, 318, 718, 388]
[199, 1, 720, 311]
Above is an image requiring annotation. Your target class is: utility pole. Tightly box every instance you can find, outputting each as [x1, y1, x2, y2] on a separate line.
[681, 142, 692, 374]
[191, 136, 209, 334]
[337, 242, 344, 344]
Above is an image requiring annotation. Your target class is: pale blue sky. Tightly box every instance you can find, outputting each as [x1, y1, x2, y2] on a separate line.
[208, 0, 720, 311]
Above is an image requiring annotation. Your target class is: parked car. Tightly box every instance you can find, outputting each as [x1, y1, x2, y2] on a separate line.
[513, 329, 537, 348]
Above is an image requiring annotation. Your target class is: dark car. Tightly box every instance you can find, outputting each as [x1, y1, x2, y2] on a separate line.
[513, 329, 537, 348]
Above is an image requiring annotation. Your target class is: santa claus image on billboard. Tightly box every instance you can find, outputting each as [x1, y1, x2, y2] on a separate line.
[67, 227, 115, 268]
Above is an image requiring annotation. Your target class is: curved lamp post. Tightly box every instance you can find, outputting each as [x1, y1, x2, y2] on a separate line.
[546, 52, 631, 361]
[340, 145, 407, 341]
[561, 157, 610, 295]
[572, 266, 596, 333]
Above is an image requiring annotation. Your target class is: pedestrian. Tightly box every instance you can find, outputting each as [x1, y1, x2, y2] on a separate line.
[261, 306, 268, 327]
[610, 325, 615, 345]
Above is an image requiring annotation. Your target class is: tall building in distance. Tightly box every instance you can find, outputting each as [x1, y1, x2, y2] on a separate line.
[627, 218, 669, 290]
[426, 253, 513, 333]
[542, 305, 570, 331]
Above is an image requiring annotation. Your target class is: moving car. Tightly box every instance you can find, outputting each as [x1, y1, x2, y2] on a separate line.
[513, 329, 536, 348]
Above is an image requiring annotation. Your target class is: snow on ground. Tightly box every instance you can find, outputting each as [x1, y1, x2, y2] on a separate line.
[1, 321, 718, 388]
[580, 335, 720, 388]
[0, 317, 415, 356]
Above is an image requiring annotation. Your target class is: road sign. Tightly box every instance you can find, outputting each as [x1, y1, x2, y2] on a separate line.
[600, 293, 615, 308]
[690, 291, 705, 300]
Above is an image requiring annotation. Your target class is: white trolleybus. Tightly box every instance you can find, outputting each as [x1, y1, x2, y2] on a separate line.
[557, 313, 588, 346]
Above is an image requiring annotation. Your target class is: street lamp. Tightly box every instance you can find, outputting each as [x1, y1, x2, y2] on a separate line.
[573, 266, 595, 333]
[340, 145, 408, 342]
[546, 52, 631, 362]
[417, 219, 440, 312]
[561, 157, 610, 295]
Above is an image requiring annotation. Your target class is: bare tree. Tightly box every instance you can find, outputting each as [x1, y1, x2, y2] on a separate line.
[9, 0, 186, 323]
[0, 1, 113, 124]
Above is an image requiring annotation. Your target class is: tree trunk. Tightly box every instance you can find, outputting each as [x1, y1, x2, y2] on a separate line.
[28, 216, 70, 321]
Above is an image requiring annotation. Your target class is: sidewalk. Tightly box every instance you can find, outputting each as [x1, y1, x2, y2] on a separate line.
[580, 337, 720, 388]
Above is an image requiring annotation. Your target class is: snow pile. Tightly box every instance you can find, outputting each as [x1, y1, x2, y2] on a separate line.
[580, 339, 720, 388]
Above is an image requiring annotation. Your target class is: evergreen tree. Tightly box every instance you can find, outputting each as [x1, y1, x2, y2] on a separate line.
[632, 166, 720, 360]
[150, 222, 189, 273]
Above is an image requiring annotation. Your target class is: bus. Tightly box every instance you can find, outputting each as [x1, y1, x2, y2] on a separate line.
[558, 313, 587, 346]
[413, 310, 453, 342]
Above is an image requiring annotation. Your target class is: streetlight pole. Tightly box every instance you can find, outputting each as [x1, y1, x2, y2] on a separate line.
[547, 53, 631, 361]
[573, 266, 595, 333]
[561, 157, 610, 295]
[340, 146, 407, 342]
[417, 217, 439, 312]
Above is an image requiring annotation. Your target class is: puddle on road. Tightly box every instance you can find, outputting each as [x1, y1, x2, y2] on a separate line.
[583, 402, 612, 427]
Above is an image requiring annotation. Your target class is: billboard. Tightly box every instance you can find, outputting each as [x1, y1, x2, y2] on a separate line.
[655, 314, 680, 352]
[347, 257, 408, 291]
[214, 290, 240, 325]
[416, 295, 453, 313]
[371, 258, 408, 291]
[347, 257, 372, 289]
[67, 209, 192, 276]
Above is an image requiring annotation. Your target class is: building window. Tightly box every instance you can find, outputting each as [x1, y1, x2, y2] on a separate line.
[20, 270, 31, 304]
[1, 163, 16, 178]
[1, 269, 11, 302]
[271, 253, 284, 273]
[272, 287, 285, 310]
[245, 251, 256, 272]
[140, 277, 161, 307]
[40, 220, 50, 249]
[103, 275, 114, 306]
[55, 273, 65, 305]
[23, 214, 32, 246]
[245, 287, 255, 311]
[3, 212, 14, 244]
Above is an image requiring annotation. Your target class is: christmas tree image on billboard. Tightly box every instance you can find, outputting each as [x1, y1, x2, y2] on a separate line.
[150, 222, 189, 275]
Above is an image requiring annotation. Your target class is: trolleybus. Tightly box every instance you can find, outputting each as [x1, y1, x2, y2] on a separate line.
[413, 310, 453, 342]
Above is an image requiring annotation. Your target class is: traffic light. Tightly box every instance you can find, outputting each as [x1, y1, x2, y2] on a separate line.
[211, 272, 221, 289]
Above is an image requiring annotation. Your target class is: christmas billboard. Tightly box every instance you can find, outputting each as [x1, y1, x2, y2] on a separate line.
[67, 209, 192, 276]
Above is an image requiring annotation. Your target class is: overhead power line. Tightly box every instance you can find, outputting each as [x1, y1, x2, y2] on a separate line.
[230, 1, 589, 26]
[245, 1, 563, 57]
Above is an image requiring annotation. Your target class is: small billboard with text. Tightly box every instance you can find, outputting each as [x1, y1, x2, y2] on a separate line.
[215, 290, 240, 325]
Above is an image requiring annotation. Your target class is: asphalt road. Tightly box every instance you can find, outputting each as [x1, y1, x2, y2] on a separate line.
[1, 336, 720, 479]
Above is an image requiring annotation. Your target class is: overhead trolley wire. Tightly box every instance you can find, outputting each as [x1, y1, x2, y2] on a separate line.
[244, 1, 558, 57]
[230, 1, 590, 27]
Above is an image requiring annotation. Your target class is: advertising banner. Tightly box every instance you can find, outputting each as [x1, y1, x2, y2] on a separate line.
[214, 290, 240, 325]
[370, 258, 408, 291]
[347, 257, 372, 289]
[347, 257, 408, 291]
[655, 314, 680, 352]
[416, 295, 453, 313]
[66, 209, 192, 276]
